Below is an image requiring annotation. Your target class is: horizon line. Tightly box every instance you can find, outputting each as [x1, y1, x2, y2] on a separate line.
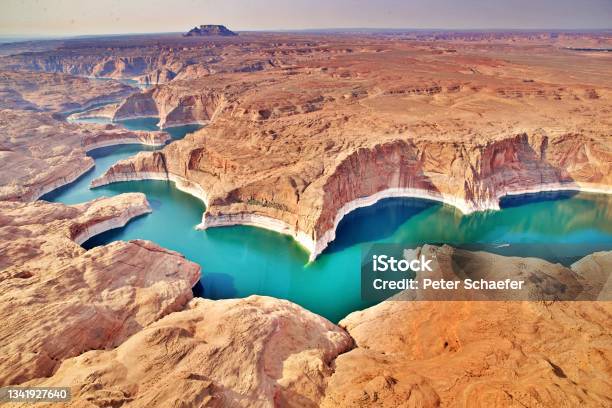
[1, 26, 611, 41]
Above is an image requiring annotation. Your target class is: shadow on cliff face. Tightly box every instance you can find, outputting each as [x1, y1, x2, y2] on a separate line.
[320, 140, 445, 256]
[318, 133, 591, 259]
[194, 272, 237, 299]
[324, 197, 436, 255]
[472, 133, 578, 205]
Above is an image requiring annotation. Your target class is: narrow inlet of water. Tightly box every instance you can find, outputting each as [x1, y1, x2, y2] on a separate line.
[43, 117, 612, 322]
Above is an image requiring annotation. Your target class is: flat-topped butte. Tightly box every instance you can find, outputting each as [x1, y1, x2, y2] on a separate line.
[184, 24, 237, 37]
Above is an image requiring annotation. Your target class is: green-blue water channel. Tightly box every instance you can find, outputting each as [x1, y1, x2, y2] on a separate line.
[43, 117, 612, 322]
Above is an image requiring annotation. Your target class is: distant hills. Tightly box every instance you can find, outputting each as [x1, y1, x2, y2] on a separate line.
[184, 25, 237, 37]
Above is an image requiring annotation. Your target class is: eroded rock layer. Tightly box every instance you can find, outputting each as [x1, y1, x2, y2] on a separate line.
[0, 109, 169, 202]
[0, 194, 201, 386]
[0, 70, 134, 112]
[89, 35, 612, 257]
[13, 248, 612, 407]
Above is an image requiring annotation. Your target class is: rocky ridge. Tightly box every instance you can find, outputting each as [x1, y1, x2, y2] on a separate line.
[0, 194, 201, 385]
[10, 245, 612, 407]
[2, 32, 609, 85]
[0, 109, 169, 202]
[90, 45, 612, 258]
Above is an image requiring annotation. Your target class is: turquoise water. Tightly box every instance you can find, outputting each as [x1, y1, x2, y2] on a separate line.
[43, 117, 612, 322]
[43, 118, 201, 203]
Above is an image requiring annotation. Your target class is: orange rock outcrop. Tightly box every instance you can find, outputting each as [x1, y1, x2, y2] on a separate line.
[0, 194, 201, 385]
[88, 36, 611, 258]
[0, 109, 169, 201]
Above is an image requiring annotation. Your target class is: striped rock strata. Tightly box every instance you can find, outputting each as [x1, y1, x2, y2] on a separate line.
[88, 36, 611, 259]
[0, 109, 169, 202]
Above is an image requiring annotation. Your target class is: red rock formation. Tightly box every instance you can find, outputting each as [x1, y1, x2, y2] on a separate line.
[78, 34, 610, 258]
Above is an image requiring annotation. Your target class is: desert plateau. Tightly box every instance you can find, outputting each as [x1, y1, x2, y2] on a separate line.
[0, 2, 611, 407]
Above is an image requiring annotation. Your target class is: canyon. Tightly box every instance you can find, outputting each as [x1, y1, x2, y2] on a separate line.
[75, 34, 612, 259]
[0, 30, 610, 407]
[0, 194, 201, 386]
[0, 109, 169, 202]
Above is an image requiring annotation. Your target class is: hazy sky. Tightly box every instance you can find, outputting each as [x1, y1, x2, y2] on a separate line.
[2, 0, 611, 36]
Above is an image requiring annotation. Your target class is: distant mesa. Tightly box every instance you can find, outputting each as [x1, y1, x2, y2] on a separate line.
[184, 24, 237, 37]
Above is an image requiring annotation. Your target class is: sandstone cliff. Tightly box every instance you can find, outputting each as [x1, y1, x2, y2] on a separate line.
[112, 81, 226, 127]
[93, 129, 611, 259]
[82, 35, 611, 259]
[0, 194, 201, 385]
[0, 109, 169, 202]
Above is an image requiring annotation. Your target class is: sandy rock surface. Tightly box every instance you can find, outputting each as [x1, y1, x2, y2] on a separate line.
[324, 299, 612, 408]
[22, 296, 353, 408]
[0, 194, 200, 385]
[322, 249, 612, 407]
[7, 247, 610, 408]
[0, 70, 133, 112]
[0, 109, 169, 201]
